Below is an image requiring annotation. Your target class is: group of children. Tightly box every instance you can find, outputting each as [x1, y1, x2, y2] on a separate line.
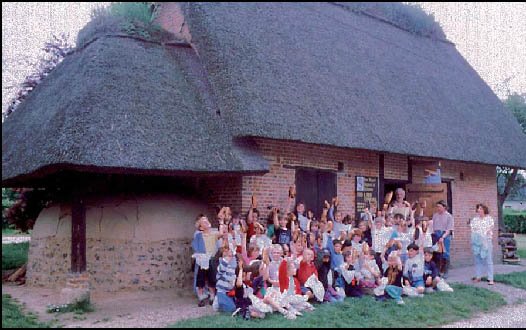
[191, 187, 454, 320]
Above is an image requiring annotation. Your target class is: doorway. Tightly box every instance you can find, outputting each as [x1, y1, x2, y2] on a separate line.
[295, 168, 337, 219]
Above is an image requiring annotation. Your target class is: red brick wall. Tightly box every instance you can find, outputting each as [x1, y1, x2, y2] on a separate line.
[198, 176, 242, 226]
[242, 138, 379, 223]
[384, 154, 408, 180]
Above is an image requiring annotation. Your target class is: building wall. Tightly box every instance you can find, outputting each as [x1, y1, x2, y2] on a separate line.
[27, 194, 203, 292]
[241, 138, 379, 222]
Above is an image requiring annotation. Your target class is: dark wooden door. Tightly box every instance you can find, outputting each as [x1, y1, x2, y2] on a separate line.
[295, 168, 337, 219]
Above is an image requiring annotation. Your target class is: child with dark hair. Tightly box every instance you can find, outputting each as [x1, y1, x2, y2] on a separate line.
[339, 250, 363, 298]
[317, 249, 345, 302]
[423, 247, 439, 293]
[272, 207, 292, 246]
[403, 243, 425, 296]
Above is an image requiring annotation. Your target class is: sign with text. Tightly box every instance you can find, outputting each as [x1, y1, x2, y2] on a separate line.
[355, 176, 379, 221]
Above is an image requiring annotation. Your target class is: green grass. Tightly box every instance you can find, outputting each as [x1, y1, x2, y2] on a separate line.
[494, 271, 526, 290]
[2, 228, 31, 236]
[515, 234, 526, 258]
[2, 242, 29, 270]
[170, 284, 505, 328]
[2, 294, 50, 328]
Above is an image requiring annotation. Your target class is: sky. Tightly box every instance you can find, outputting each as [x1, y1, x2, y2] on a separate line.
[2, 2, 526, 116]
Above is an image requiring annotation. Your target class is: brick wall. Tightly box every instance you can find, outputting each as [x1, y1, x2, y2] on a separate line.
[384, 153, 408, 180]
[242, 138, 379, 223]
[198, 176, 242, 225]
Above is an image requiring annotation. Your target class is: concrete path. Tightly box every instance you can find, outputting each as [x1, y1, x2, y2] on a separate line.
[2, 235, 31, 244]
[441, 263, 526, 328]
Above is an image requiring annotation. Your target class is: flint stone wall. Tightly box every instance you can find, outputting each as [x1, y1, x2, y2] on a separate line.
[27, 194, 207, 292]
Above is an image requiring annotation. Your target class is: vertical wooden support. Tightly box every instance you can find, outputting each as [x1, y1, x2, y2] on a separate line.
[71, 197, 86, 273]
[379, 154, 385, 204]
[408, 156, 413, 183]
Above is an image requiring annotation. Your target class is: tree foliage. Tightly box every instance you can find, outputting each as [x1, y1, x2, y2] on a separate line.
[3, 189, 53, 233]
[3, 33, 74, 120]
[497, 92, 526, 231]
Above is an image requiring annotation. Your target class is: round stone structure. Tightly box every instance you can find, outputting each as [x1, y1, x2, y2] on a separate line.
[26, 193, 207, 292]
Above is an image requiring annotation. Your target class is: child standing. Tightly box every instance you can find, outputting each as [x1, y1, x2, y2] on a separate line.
[192, 214, 221, 307]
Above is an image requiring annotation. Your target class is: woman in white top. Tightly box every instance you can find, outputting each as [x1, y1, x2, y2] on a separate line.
[470, 203, 495, 285]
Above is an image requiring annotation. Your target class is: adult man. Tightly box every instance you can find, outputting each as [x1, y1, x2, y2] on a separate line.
[431, 200, 454, 278]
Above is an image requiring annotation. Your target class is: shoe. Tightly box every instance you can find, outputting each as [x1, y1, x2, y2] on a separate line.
[209, 296, 215, 305]
[397, 299, 405, 305]
[488, 281, 495, 285]
[232, 307, 242, 317]
[425, 287, 435, 294]
[198, 299, 206, 307]
[472, 278, 481, 283]
[418, 293, 424, 298]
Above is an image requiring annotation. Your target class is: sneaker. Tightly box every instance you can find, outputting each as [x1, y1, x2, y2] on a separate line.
[209, 296, 215, 306]
[397, 299, 405, 305]
[425, 287, 435, 294]
[198, 299, 207, 307]
[212, 295, 219, 311]
[232, 307, 242, 317]
[418, 293, 424, 298]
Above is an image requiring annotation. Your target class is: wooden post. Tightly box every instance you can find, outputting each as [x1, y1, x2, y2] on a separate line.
[71, 196, 86, 273]
[379, 154, 384, 204]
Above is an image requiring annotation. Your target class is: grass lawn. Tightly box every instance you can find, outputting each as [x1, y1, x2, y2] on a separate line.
[2, 294, 50, 328]
[2, 228, 31, 236]
[170, 284, 505, 328]
[494, 271, 526, 290]
[514, 234, 526, 258]
[2, 242, 29, 270]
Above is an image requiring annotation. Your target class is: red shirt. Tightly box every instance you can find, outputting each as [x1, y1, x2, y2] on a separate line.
[297, 260, 318, 286]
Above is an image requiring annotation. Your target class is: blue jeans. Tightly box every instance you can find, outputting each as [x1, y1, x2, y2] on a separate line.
[434, 230, 451, 260]
[217, 292, 236, 313]
[474, 244, 494, 281]
[385, 285, 403, 302]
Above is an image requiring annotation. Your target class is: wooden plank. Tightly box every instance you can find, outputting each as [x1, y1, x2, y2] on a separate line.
[71, 197, 86, 273]
[406, 183, 448, 218]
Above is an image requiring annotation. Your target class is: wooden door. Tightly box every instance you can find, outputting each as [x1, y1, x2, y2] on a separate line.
[405, 183, 448, 219]
[296, 169, 336, 218]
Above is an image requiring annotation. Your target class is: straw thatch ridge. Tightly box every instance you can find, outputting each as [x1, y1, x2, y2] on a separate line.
[184, 2, 526, 168]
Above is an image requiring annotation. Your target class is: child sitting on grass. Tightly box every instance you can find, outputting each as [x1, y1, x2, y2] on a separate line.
[403, 243, 425, 297]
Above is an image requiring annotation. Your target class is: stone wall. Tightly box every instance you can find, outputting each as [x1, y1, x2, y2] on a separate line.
[27, 194, 205, 292]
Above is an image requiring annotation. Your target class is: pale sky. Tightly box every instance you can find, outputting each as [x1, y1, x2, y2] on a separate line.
[2, 2, 526, 116]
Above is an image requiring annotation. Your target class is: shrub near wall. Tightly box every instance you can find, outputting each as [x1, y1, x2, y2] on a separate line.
[504, 214, 526, 234]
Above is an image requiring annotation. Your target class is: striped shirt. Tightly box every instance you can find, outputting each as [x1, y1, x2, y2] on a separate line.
[215, 257, 237, 293]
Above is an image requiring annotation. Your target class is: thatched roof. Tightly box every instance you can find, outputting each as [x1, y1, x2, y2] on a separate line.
[184, 2, 525, 167]
[2, 34, 269, 186]
[3, 2, 525, 186]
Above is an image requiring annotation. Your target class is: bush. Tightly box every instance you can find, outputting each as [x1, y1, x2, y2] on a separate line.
[2, 242, 29, 270]
[331, 2, 446, 39]
[504, 214, 526, 234]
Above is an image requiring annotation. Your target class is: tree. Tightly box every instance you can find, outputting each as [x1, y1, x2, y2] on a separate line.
[497, 92, 526, 231]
